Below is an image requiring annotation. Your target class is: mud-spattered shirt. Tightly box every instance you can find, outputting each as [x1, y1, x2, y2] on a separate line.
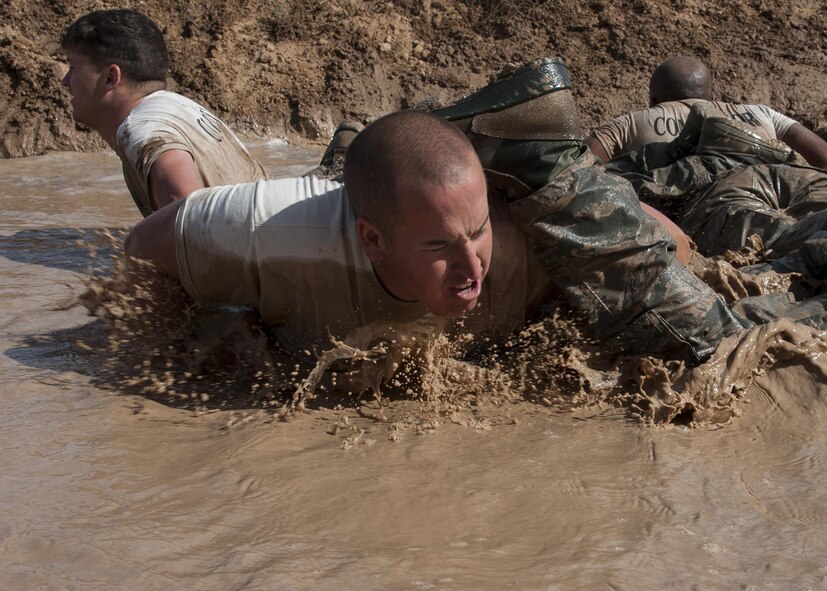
[116, 91, 269, 216]
[175, 177, 553, 353]
[586, 99, 796, 161]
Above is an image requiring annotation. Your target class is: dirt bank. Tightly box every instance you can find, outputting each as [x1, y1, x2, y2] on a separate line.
[1, 0, 826, 158]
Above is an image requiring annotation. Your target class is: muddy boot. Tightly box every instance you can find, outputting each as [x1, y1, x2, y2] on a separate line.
[304, 120, 364, 179]
[428, 58, 585, 199]
[695, 115, 794, 164]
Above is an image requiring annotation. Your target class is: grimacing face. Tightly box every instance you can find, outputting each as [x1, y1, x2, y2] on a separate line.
[366, 163, 493, 318]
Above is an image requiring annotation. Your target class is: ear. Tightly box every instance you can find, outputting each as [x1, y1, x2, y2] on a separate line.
[103, 64, 123, 90]
[356, 217, 385, 263]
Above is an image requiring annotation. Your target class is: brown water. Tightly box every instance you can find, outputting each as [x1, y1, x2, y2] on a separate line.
[2, 141, 827, 590]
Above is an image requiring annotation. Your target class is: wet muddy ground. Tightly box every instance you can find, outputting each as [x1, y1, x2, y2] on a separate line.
[2, 143, 827, 590]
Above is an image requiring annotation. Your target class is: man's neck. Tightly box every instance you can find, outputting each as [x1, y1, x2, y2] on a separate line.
[371, 262, 416, 303]
[99, 84, 164, 149]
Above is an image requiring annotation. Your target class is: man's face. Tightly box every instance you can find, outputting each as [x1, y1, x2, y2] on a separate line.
[370, 163, 493, 318]
[61, 49, 108, 128]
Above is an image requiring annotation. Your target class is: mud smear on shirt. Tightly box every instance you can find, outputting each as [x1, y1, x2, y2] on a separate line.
[78, 231, 827, 443]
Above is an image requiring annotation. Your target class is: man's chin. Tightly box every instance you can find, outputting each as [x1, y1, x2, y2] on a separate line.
[433, 298, 479, 319]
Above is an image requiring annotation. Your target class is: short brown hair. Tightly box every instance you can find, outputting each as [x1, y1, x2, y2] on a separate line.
[62, 9, 169, 84]
[344, 110, 480, 231]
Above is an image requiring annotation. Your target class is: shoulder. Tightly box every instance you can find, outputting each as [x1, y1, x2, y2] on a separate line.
[136, 90, 198, 107]
[587, 110, 639, 151]
[253, 177, 349, 227]
[117, 91, 213, 147]
[746, 103, 794, 121]
[127, 91, 208, 120]
[645, 101, 692, 118]
[740, 103, 797, 129]
[594, 109, 636, 131]
[594, 103, 686, 131]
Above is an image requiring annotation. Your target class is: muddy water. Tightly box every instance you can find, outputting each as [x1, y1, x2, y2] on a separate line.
[2, 140, 827, 590]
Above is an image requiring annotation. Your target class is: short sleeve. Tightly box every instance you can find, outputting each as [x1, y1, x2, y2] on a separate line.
[175, 184, 263, 310]
[764, 106, 796, 139]
[586, 112, 635, 161]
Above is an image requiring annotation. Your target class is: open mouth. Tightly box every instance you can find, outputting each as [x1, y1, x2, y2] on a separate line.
[453, 279, 482, 301]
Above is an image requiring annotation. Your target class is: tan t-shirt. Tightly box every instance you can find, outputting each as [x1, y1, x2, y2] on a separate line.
[175, 177, 553, 353]
[116, 91, 269, 216]
[586, 99, 797, 160]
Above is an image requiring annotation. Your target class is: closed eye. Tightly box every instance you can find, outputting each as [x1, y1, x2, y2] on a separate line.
[470, 216, 490, 241]
[422, 216, 489, 252]
[471, 223, 488, 241]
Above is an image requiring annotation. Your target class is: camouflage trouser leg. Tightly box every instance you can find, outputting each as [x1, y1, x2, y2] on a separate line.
[680, 165, 794, 255]
[507, 151, 745, 364]
[732, 292, 827, 330]
[769, 211, 827, 255]
[766, 162, 827, 255]
[680, 163, 827, 256]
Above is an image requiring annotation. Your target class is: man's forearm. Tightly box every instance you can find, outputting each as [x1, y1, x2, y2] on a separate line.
[783, 123, 827, 169]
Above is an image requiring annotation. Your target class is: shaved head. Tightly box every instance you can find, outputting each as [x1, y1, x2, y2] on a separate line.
[649, 56, 713, 106]
[343, 110, 483, 232]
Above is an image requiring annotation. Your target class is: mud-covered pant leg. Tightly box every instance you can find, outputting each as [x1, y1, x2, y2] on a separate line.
[732, 293, 827, 330]
[679, 165, 794, 255]
[680, 164, 827, 256]
[765, 165, 827, 254]
[778, 164, 827, 219]
[770, 210, 827, 255]
[507, 153, 745, 364]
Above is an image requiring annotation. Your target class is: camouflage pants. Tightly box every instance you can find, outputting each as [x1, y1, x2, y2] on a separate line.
[769, 210, 827, 256]
[732, 292, 827, 330]
[680, 163, 827, 256]
[506, 149, 745, 364]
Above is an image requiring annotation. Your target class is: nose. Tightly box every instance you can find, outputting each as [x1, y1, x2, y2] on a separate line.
[451, 239, 482, 278]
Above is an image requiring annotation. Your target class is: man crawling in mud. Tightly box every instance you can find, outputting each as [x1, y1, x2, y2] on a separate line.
[60, 9, 268, 217]
[584, 56, 827, 168]
[125, 110, 744, 366]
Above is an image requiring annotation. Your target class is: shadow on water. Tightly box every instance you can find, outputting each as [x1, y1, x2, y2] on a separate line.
[4, 311, 334, 414]
[0, 227, 128, 274]
[4, 284, 451, 420]
[1, 314, 515, 417]
[1, 227, 321, 415]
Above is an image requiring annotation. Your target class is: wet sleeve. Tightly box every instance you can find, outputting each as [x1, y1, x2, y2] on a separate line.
[585, 113, 634, 161]
[175, 185, 263, 309]
[507, 152, 746, 363]
[761, 105, 796, 139]
[120, 120, 193, 193]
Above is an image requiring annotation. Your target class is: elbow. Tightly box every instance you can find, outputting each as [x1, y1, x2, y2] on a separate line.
[123, 222, 160, 273]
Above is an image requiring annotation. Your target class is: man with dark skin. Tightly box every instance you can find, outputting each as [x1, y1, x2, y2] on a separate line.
[584, 56, 827, 168]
